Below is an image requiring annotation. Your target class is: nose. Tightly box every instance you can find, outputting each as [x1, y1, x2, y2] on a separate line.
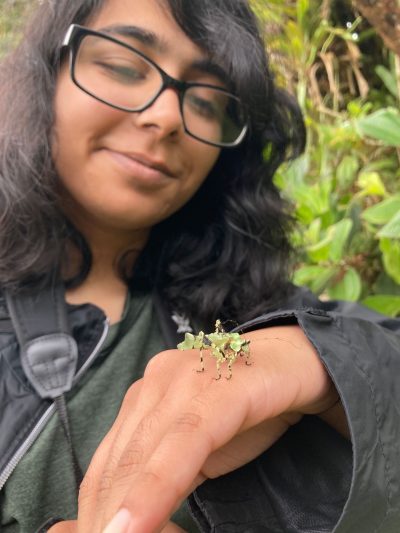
[134, 87, 184, 140]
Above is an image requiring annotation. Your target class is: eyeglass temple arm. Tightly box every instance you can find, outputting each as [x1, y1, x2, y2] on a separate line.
[62, 24, 77, 47]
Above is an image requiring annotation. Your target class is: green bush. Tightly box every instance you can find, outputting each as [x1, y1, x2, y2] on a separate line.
[254, 0, 400, 317]
[0, 0, 32, 56]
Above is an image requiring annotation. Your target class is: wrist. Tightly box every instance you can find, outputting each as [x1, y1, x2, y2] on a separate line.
[246, 324, 335, 416]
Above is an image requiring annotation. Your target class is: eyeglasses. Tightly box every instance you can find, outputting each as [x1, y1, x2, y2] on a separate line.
[62, 24, 248, 148]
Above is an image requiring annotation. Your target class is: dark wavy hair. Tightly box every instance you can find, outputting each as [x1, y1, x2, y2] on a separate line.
[0, 0, 305, 324]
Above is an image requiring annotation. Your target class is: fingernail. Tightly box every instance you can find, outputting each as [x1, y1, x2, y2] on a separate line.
[102, 508, 132, 533]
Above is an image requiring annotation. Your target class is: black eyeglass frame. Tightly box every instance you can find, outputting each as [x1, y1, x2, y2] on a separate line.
[61, 24, 248, 148]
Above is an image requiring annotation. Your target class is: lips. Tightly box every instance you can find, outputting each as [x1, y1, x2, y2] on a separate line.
[106, 149, 176, 179]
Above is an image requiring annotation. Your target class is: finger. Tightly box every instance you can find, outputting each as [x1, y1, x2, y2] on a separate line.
[161, 521, 188, 532]
[92, 352, 215, 529]
[88, 344, 286, 531]
[104, 342, 302, 532]
[99, 349, 278, 530]
[202, 414, 301, 478]
[111, 382, 252, 532]
[80, 350, 202, 531]
[77, 381, 145, 532]
[48, 520, 77, 533]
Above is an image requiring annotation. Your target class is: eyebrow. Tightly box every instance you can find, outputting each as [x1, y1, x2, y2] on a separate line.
[101, 24, 166, 52]
[100, 24, 230, 86]
[190, 58, 230, 86]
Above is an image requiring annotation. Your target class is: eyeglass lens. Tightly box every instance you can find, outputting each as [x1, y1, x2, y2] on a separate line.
[73, 35, 246, 146]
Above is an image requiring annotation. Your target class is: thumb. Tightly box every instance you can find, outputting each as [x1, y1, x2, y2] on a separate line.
[161, 521, 188, 533]
[48, 520, 77, 533]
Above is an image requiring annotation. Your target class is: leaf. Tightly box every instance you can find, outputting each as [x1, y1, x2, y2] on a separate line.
[362, 295, 400, 317]
[328, 268, 362, 301]
[297, 0, 310, 27]
[336, 155, 359, 188]
[380, 238, 400, 284]
[295, 184, 330, 216]
[328, 218, 353, 261]
[378, 211, 400, 239]
[375, 65, 399, 99]
[362, 196, 400, 225]
[303, 218, 321, 245]
[374, 272, 400, 296]
[306, 234, 332, 262]
[293, 265, 338, 294]
[293, 266, 326, 286]
[357, 171, 386, 196]
[356, 108, 400, 146]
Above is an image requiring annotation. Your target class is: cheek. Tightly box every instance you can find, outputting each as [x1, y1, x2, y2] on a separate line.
[173, 144, 220, 209]
[190, 144, 220, 188]
[52, 76, 118, 183]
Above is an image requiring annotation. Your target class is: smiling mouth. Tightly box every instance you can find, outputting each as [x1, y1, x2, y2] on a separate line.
[105, 149, 177, 182]
[108, 149, 176, 177]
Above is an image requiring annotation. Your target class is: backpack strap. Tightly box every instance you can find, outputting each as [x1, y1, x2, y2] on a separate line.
[4, 284, 83, 490]
[4, 284, 78, 399]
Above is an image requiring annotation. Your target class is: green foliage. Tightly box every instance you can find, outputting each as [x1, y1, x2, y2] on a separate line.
[0, 0, 32, 56]
[254, 0, 400, 317]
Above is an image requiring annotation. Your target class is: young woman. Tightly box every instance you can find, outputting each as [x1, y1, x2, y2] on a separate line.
[0, 0, 399, 532]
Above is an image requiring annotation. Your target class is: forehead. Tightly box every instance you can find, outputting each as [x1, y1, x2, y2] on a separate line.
[88, 0, 207, 65]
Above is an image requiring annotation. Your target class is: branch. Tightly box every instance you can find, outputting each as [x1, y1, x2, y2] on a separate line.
[352, 0, 400, 56]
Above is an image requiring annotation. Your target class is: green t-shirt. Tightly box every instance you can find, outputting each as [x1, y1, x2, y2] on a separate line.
[0, 291, 198, 532]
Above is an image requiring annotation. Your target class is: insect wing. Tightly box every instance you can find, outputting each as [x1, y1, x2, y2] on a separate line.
[241, 340, 250, 353]
[229, 339, 243, 353]
[177, 332, 196, 350]
[207, 333, 226, 347]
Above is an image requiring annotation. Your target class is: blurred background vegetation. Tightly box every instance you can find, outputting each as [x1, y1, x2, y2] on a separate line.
[1, 0, 400, 316]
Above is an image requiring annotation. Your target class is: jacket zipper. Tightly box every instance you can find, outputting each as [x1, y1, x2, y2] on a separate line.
[0, 319, 109, 491]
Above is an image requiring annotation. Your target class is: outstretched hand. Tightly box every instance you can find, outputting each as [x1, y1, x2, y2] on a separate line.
[50, 325, 339, 533]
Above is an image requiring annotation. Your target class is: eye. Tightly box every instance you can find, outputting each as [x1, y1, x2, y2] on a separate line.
[78, 36, 152, 86]
[93, 58, 148, 84]
[185, 93, 222, 120]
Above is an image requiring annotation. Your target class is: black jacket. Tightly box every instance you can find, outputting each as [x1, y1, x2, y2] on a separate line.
[1, 287, 399, 532]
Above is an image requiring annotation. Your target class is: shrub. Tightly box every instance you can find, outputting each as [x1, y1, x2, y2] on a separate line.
[254, 0, 400, 316]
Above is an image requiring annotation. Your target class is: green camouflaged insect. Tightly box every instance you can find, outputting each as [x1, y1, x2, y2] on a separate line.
[177, 320, 251, 380]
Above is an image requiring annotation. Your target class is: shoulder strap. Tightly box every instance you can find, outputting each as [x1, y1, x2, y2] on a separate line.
[4, 283, 83, 489]
[4, 283, 78, 399]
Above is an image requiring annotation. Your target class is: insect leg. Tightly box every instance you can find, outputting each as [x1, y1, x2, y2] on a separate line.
[245, 350, 252, 366]
[214, 360, 222, 380]
[196, 348, 205, 373]
[225, 359, 233, 380]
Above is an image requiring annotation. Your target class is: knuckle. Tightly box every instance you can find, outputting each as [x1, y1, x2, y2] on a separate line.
[97, 473, 114, 496]
[115, 440, 144, 480]
[144, 350, 176, 376]
[190, 393, 213, 416]
[79, 449, 122, 506]
[144, 351, 164, 373]
[171, 411, 203, 433]
[78, 471, 96, 507]
[136, 408, 163, 436]
[122, 380, 142, 405]
[140, 468, 165, 488]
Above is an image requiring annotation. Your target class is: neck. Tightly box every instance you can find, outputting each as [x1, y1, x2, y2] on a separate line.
[64, 220, 150, 324]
